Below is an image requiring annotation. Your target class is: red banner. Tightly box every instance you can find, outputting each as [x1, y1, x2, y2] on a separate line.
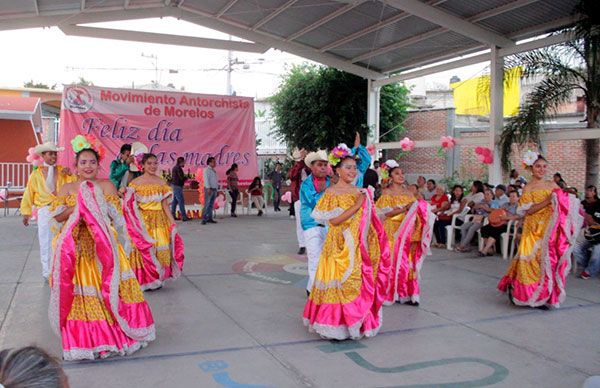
[58, 85, 258, 184]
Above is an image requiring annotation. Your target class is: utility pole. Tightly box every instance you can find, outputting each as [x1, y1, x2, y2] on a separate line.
[227, 42, 233, 95]
[141, 53, 158, 86]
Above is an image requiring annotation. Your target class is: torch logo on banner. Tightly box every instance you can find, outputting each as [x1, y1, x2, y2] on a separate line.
[64, 86, 93, 113]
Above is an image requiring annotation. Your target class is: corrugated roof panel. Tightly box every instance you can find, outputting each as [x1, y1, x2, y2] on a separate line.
[438, 0, 516, 18]
[224, 0, 288, 27]
[295, 27, 345, 49]
[334, 16, 439, 59]
[365, 31, 481, 72]
[477, 0, 579, 36]
[87, 0, 131, 8]
[178, 0, 231, 15]
[260, 13, 310, 37]
[0, 0, 38, 16]
[352, 1, 399, 21]
[258, 0, 343, 37]
[37, 0, 81, 13]
[318, 3, 396, 37]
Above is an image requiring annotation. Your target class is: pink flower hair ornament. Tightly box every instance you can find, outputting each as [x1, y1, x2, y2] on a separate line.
[134, 152, 145, 171]
[25, 147, 44, 168]
[71, 134, 106, 161]
[328, 143, 354, 166]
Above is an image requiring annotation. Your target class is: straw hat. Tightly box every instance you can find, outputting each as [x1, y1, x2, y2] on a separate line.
[34, 142, 64, 155]
[304, 150, 328, 166]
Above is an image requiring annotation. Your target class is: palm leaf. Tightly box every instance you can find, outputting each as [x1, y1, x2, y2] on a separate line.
[499, 74, 578, 170]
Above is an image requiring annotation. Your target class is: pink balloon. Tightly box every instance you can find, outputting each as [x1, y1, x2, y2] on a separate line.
[281, 191, 292, 203]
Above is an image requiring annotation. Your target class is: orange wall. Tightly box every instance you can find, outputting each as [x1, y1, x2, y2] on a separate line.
[0, 119, 39, 162]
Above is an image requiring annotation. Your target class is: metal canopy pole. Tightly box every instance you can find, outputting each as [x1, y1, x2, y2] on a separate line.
[367, 79, 381, 150]
[489, 46, 504, 185]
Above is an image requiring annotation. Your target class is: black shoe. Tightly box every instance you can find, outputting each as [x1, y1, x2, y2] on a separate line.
[182, 217, 191, 222]
[208, 220, 218, 224]
[535, 305, 550, 310]
[201, 221, 207, 225]
[231, 213, 237, 218]
[258, 210, 263, 217]
[297, 247, 306, 255]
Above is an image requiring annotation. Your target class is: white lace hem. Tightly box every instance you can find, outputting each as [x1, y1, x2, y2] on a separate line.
[311, 207, 345, 224]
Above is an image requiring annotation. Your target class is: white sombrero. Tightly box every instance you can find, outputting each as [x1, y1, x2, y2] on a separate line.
[304, 150, 328, 166]
[34, 142, 64, 155]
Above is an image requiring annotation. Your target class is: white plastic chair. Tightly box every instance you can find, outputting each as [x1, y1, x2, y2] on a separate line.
[245, 193, 267, 215]
[500, 220, 520, 260]
[223, 190, 247, 216]
[445, 206, 472, 250]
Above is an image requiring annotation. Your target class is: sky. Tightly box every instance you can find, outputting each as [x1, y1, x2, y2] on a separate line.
[0, 17, 489, 98]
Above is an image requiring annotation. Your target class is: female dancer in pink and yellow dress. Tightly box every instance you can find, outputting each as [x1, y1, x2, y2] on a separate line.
[124, 153, 185, 290]
[375, 160, 434, 306]
[50, 136, 155, 360]
[303, 145, 390, 340]
[498, 153, 582, 308]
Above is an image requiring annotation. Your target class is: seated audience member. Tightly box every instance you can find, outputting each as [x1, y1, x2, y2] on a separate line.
[430, 184, 449, 215]
[432, 184, 465, 248]
[455, 188, 495, 252]
[423, 179, 436, 201]
[246, 176, 265, 216]
[509, 169, 527, 187]
[493, 184, 509, 208]
[0, 346, 69, 387]
[416, 175, 426, 194]
[464, 180, 485, 208]
[478, 190, 522, 256]
[553, 172, 567, 189]
[582, 185, 599, 215]
[575, 185, 600, 279]
[408, 183, 422, 199]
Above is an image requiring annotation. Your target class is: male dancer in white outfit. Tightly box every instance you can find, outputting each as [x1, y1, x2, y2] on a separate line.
[20, 142, 73, 280]
[299, 150, 330, 294]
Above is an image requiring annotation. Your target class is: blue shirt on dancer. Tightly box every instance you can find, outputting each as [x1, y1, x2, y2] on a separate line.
[352, 144, 371, 188]
[300, 175, 331, 231]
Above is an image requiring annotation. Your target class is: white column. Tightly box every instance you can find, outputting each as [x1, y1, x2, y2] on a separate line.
[489, 46, 504, 185]
[367, 79, 381, 146]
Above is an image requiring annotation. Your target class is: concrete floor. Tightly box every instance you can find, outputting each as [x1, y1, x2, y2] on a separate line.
[1, 209, 599, 388]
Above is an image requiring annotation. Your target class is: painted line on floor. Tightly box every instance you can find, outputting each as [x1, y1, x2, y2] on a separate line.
[61, 298, 600, 370]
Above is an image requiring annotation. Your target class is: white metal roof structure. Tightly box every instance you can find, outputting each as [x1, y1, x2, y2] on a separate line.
[0, 0, 580, 80]
[0, 0, 589, 184]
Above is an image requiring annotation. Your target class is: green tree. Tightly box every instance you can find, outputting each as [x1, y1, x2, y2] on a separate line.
[270, 65, 409, 150]
[23, 80, 56, 89]
[73, 77, 94, 86]
[499, 0, 599, 186]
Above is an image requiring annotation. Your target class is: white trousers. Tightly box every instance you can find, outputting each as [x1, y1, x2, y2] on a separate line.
[294, 200, 305, 248]
[37, 206, 52, 278]
[304, 226, 327, 292]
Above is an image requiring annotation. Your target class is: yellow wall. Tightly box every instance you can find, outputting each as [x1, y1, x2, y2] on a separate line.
[450, 67, 521, 117]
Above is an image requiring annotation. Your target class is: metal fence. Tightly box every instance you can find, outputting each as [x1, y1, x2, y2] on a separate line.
[0, 163, 32, 188]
